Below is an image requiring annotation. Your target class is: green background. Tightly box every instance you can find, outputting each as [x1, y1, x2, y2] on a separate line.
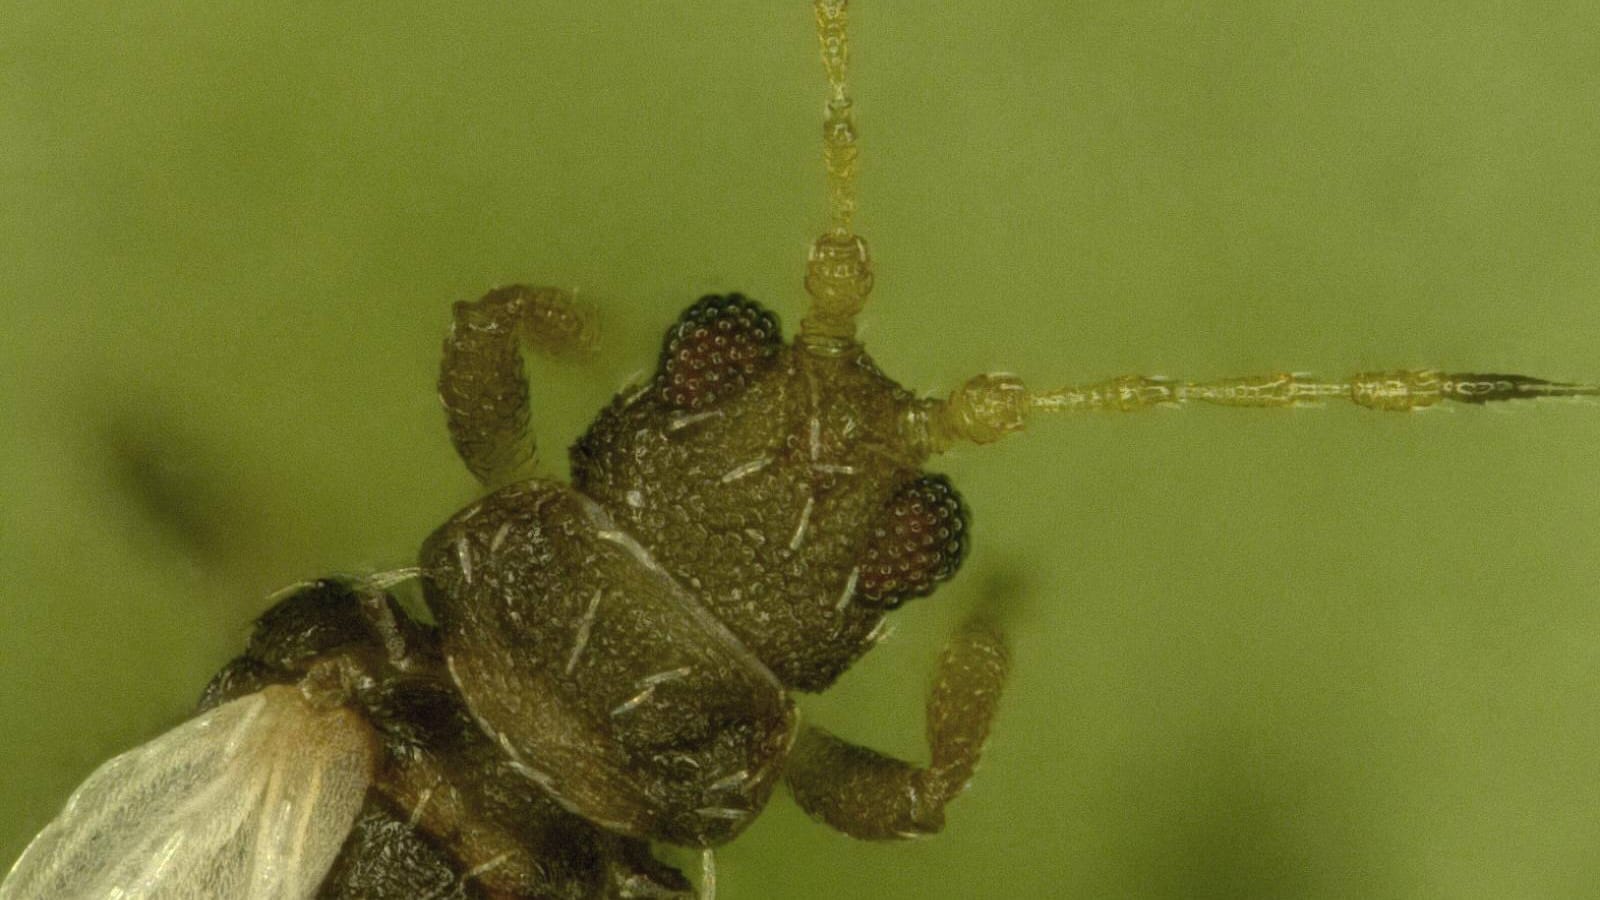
[4, 2, 1599, 897]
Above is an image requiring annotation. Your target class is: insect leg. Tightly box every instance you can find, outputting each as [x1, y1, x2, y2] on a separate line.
[699, 847, 717, 900]
[316, 800, 470, 899]
[439, 285, 598, 485]
[783, 620, 1009, 840]
[916, 369, 1600, 449]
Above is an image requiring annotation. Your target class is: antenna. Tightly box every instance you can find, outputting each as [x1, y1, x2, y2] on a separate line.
[919, 370, 1600, 451]
[795, 4, 1598, 448]
[802, 0, 873, 344]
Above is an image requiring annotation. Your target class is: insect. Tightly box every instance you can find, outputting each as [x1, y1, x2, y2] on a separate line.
[3, 1, 1600, 896]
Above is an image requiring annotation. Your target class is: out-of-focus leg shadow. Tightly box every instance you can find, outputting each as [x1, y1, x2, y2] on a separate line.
[98, 412, 247, 564]
[1120, 731, 1329, 899]
[93, 406, 286, 610]
[957, 562, 1031, 634]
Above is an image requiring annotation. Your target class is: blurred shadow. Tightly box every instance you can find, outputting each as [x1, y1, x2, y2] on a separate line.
[93, 407, 270, 589]
[1123, 731, 1324, 900]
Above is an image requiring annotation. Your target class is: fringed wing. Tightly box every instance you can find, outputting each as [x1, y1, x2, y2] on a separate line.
[2, 685, 376, 900]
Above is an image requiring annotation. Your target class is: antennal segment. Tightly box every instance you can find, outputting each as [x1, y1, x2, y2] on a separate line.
[803, 0, 874, 343]
[918, 369, 1600, 451]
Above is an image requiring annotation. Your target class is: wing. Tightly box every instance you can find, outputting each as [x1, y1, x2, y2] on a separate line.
[2, 685, 377, 900]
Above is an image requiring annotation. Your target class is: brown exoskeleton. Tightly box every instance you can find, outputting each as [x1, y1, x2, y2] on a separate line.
[5, 2, 1598, 899]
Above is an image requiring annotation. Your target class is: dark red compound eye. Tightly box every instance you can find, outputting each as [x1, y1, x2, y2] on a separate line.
[857, 475, 969, 607]
[658, 294, 782, 410]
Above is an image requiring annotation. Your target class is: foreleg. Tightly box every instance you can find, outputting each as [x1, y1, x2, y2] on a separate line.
[784, 621, 1009, 839]
[438, 285, 597, 485]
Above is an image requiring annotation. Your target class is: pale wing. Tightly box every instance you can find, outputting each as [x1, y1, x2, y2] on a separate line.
[2, 685, 377, 900]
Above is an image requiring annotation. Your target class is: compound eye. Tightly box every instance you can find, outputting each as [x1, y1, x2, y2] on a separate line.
[658, 294, 782, 410]
[857, 474, 970, 607]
